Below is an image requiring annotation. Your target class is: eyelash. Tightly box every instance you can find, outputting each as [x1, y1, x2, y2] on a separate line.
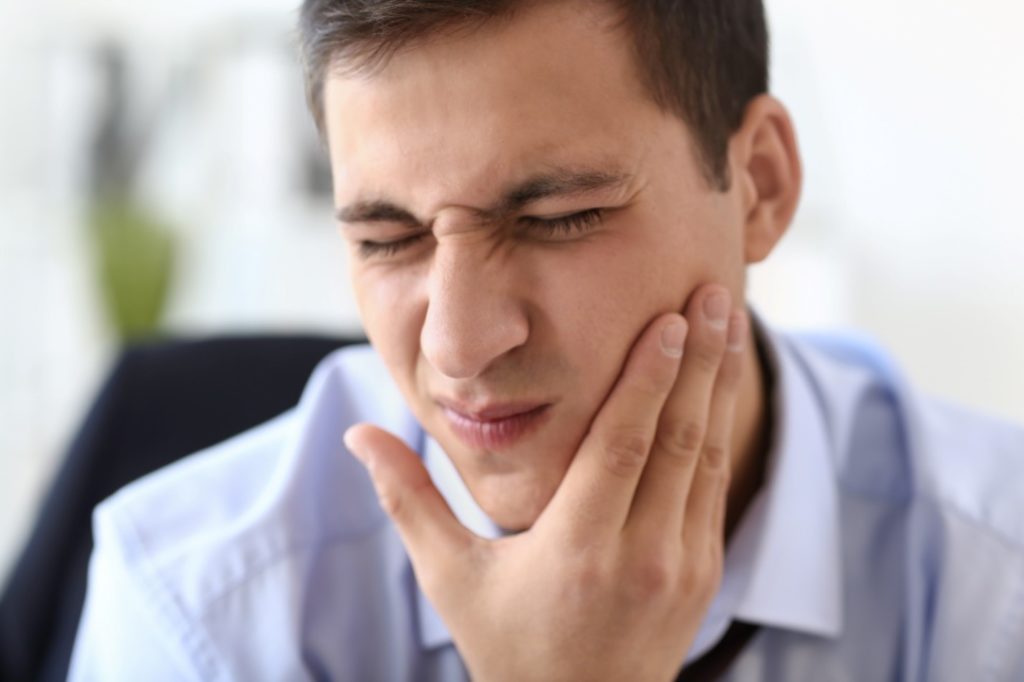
[521, 208, 604, 236]
[357, 209, 604, 259]
[358, 234, 426, 259]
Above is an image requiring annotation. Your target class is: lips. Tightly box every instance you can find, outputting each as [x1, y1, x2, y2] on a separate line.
[438, 399, 551, 450]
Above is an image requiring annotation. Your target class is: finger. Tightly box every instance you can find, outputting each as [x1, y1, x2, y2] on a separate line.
[682, 310, 746, 556]
[626, 285, 731, 537]
[344, 423, 479, 592]
[544, 313, 687, 539]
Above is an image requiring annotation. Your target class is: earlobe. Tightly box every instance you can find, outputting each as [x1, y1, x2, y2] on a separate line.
[733, 95, 803, 265]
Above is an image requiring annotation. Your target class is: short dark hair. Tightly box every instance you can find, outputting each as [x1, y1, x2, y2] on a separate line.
[298, 0, 769, 190]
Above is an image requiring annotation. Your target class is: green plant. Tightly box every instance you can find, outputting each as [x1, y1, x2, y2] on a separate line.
[90, 199, 176, 341]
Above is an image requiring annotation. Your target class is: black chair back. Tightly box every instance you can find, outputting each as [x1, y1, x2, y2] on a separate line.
[0, 334, 361, 682]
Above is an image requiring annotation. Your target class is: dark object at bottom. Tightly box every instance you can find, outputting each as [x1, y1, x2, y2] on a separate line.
[677, 620, 761, 682]
[0, 335, 357, 682]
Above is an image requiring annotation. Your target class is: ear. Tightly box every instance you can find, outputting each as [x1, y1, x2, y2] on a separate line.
[730, 95, 803, 264]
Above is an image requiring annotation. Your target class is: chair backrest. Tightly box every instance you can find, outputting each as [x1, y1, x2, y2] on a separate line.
[0, 334, 362, 682]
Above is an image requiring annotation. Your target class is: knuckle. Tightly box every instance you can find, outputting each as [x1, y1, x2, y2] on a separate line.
[632, 559, 674, 600]
[684, 548, 724, 602]
[377, 488, 404, 519]
[662, 419, 705, 456]
[377, 476, 429, 524]
[627, 365, 672, 401]
[602, 429, 652, 477]
[693, 342, 725, 374]
[681, 559, 720, 602]
[716, 353, 744, 388]
[700, 443, 728, 470]
[625, 546, 680, 601]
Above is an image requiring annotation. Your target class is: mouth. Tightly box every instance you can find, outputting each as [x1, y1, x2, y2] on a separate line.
[437, 398, 552, 450]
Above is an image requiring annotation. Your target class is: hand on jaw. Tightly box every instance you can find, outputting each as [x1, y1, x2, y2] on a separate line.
[345, 284, 747, 682]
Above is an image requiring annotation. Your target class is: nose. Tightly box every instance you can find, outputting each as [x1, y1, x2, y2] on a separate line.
[420, 242, 529, 379]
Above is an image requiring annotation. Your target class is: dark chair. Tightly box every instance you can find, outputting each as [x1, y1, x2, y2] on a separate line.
[0, 334, 363, 682]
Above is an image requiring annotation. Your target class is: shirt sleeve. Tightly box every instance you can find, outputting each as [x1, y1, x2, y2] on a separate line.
[67, 506, 207, 682]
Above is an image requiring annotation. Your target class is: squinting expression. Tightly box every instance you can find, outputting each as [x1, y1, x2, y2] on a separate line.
[325, 1, 749, 531]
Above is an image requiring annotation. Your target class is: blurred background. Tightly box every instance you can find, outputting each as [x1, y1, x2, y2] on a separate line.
[1, 0, 1021, 586]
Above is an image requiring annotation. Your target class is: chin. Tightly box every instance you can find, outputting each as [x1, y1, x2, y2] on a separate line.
[427, 408, 587, 533]
[487, 505, 540, 535]
[472, 472, 559, 533]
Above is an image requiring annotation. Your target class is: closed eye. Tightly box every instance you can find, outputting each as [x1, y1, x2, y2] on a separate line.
[520, 209, 604, 236]
[357, 233, 428, 259]
[356, 208, 604, 259]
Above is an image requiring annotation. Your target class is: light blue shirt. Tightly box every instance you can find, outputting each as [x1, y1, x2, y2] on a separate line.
[68, 321, 1024, 681]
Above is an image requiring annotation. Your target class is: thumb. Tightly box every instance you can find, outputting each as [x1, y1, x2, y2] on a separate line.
[343, 424, 477, 590]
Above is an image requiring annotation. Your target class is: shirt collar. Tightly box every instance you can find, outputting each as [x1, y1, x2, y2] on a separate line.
[728, 314, 844, 637]
[414, 312, 844, 652]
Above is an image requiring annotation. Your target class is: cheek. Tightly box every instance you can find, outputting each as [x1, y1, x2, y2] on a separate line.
[352, 265, 427, 394]
[530, 234, 691, 407]
[531, 211, 730, 412]
[547, 228, 699, 331]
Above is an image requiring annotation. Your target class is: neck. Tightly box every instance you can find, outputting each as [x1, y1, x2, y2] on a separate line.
[724, 311, 775, 541]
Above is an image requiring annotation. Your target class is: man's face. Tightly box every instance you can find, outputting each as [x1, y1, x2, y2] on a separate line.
[325, 1, 749, 531]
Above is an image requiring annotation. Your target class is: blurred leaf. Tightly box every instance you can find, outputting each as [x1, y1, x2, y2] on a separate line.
[90, 199, 176, 341]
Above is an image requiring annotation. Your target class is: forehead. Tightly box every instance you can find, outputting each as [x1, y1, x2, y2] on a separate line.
[322, 0, 687, 212]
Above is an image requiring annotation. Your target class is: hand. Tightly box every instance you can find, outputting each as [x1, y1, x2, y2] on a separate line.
[344, 284, 748, 682]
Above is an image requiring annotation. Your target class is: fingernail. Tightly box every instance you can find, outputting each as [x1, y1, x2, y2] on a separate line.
[703, 292, 729, 330]
[727, 312, 747, 353]
[660, 319, 687, 358]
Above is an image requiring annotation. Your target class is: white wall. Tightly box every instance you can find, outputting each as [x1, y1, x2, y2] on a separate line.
[751, 0, 1024, 422]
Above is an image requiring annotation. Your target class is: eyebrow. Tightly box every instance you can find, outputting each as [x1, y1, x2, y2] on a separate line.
[335, 167, 631, 227]
[500, 169, 631, 213]
[335, 201, 420, 226]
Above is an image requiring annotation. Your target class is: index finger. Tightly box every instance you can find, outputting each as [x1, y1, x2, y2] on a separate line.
[343, 424, 480, 598]
[541, 312, 687, 540]
[626, 285, 733, 537]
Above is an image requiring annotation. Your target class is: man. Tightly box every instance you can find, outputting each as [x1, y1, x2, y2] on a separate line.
[69, 1, 1024, 680]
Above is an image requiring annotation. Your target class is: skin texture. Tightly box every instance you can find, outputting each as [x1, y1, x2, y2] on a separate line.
[327, 0, 802, 677]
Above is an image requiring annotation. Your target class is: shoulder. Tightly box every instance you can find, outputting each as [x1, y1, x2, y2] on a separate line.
[778, 330, 1024, 677]
[94, 343, 396, 564]
[76, 343, 417, 677]
[783, 329, 1024, 544]
[913, 396, 1024, 544]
